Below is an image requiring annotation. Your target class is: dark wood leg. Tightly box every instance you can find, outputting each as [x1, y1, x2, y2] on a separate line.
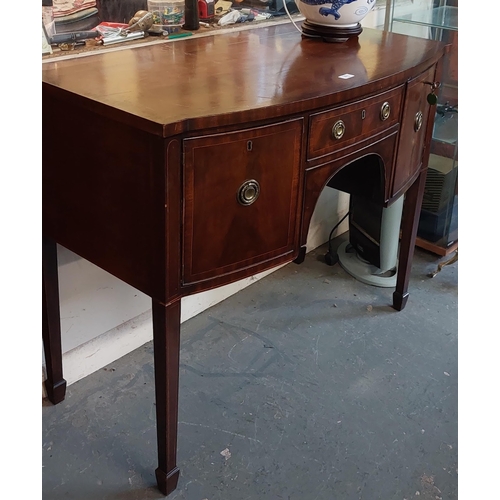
[152, 298, 181, 496]
[42, 237, 67, 404]
[293, 245, 307, 265]
[393, 170, 428, 311]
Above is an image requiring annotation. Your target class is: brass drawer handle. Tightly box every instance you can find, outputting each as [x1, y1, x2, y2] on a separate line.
[237, 179, 260, 206]
[331, 120, 345, 140]
[414, 111, 423, 132]
[380, 102, 391, 121]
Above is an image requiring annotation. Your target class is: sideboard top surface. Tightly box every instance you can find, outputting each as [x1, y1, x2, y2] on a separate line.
[42, 25, 446, 137]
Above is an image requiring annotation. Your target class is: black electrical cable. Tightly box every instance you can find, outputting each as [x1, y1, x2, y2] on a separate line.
[324, 211, 349, 266]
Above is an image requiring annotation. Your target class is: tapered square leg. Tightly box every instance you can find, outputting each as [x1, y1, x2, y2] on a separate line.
[155, 467, 180, 497]
[393, 170, 428, 311]
[152, 299, 182, 496]
[42, 237, 67, 404]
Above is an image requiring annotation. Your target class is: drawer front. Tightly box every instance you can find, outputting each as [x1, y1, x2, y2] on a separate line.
[307, 86, 404, 160]
[182, 119, 303, 285]
[392, 66, 436, 196]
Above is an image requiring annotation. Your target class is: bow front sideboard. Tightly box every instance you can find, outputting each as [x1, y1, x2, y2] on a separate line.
[42, 24, 447, 496]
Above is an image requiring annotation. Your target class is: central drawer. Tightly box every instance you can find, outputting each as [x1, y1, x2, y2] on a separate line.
[182, 119, 303, 286]
[307, 86, 404, 160]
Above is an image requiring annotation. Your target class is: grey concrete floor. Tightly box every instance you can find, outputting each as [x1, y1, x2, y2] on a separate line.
[42, 239, 458, 500]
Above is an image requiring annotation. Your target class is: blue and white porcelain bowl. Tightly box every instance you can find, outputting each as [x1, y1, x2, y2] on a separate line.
[295, 0, 376, 28]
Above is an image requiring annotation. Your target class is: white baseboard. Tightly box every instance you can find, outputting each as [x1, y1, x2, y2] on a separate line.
[42, 188, 349, 397]
[42, 265, 282, 394]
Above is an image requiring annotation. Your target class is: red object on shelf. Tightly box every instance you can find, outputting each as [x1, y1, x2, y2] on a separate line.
[198, 0, 215, 21]
[95, 21, 128, 29]
[93, 22, 129, 40]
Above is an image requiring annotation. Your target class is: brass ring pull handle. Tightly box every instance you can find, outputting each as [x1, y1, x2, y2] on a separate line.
[414, 111, 423, 132]
[380, 102, 391, 121]
[237, 179, 260, 206]
[331, 120, 345, 140]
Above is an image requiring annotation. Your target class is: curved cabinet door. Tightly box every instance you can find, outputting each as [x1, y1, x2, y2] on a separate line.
[182, 119, 303, 286]
[392, 65, 436, 197]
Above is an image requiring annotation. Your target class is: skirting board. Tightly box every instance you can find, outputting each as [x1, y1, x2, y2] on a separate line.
[42, 265, 282, 397]
[42, 189, 349, 397]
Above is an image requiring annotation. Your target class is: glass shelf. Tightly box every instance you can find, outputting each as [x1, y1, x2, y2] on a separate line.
[384, 1, 458, 256]
[432, 106, 458, 145]
[392, 6, 458, 31]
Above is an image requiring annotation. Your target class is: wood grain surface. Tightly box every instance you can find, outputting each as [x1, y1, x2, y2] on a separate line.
[42, 24, 446, 137]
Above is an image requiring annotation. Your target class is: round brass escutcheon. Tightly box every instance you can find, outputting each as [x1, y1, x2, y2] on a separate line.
[380, 102, 391, 121]
[331, 120, 345, 140]
[414, 111, 423, 132]
[237, 179, 260, 206]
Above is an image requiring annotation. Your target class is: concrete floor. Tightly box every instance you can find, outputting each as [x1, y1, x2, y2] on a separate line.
[42, 238, 458, 500]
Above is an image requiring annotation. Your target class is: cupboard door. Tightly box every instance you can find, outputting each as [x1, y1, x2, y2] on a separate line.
[182, 119, 303, 285]
[392, 66, 436, 196]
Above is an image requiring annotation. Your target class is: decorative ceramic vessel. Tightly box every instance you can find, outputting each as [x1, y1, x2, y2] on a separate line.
[295, 0, 376, 29]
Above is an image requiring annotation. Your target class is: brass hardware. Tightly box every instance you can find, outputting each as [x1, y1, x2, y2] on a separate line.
[424, 81, 440, 105]
[237, 180, 260, 206]
[424, 81, 441, 91]
[380, 102, 391, 121]
[414, 111, 423, 132]
[58, 43, 78, 51]
[331, 120, 345, 140]
[427, 93, 438, 105]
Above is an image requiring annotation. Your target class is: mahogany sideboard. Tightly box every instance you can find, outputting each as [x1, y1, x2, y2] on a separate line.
[42, 24, 447, 496]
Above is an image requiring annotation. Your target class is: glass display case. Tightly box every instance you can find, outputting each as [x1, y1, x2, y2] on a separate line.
[384, 0, 458, 256]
